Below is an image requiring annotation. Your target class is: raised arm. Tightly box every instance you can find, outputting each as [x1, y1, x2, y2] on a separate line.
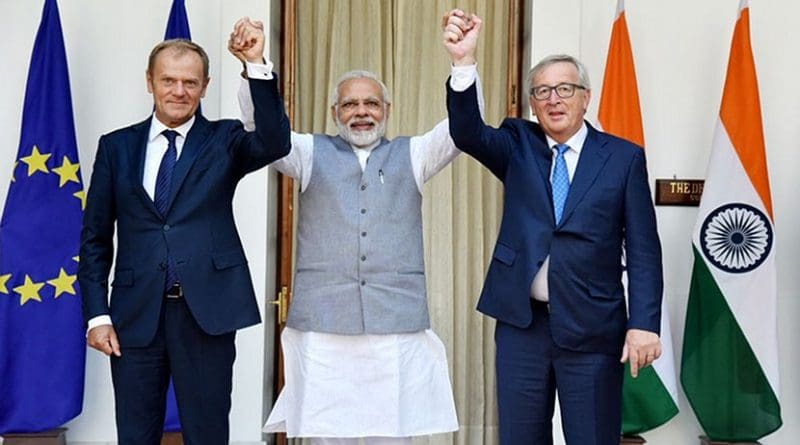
[443, 10, 516, 181]
[227, 17, 291, 173]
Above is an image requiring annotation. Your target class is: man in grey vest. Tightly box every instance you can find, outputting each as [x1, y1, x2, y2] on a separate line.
[230, 16, 482, 445]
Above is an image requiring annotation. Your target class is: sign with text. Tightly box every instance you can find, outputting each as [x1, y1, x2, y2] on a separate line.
[655, 179, 704, 206]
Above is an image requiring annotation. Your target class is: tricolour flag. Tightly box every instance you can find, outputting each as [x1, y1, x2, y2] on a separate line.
[680, 0, 781, 441]
[597, 0, 679, 435]
[163, 0, 192, 433]
[0, 0, 86, 433]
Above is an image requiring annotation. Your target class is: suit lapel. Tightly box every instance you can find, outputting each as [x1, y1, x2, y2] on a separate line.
[559, 124, 610, 226]
[527, 122, 557, 221]
[164, 114, 211, 212]
[129, 117, 162, 218]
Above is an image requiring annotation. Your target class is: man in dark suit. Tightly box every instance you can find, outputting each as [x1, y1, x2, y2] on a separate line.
[442, 11, 663, 445]
[78, 27, 290, 444]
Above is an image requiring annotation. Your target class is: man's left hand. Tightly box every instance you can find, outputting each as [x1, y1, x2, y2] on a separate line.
[620, 329, 661, 378]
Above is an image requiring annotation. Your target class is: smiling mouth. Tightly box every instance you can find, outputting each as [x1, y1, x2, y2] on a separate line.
[350, 121, 375, 131]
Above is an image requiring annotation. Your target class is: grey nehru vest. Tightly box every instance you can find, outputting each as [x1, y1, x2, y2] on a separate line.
[288, 134, 429, 334]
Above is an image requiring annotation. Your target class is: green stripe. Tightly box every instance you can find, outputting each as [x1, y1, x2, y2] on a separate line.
[621, 364, 678, 434]
[680, 246, 782, 441]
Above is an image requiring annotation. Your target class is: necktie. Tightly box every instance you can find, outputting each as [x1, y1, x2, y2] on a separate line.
[156, 130, 179, 289]
[551, 144, 571, 224]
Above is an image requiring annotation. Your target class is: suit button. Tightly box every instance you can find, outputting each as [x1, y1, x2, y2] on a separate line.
[361, 184, 367, 191]
[361, 255, 366, 261]
[163, 224, 170, 231]
[537, 260, 543, 266]
[361, 231, 367, 237]
[360, 209, 366, 214]
[360, 280, 366, 286]
[158, 262, 167, 271]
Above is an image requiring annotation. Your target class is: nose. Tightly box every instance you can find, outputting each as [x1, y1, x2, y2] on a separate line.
[546, 91, 561, 105]
[173, 81, 187, 96]
[354, 102, 369, 116]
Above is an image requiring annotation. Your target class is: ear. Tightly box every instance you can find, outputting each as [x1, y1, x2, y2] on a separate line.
[200, 77, 210, 98]
[384, 103, 391, 121]
[330, 105, 338, 125]
[146, 71, 153, 94]
[582, 89, 591, 112]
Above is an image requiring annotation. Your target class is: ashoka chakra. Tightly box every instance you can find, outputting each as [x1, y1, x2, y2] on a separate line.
[699, 203, 772, 274]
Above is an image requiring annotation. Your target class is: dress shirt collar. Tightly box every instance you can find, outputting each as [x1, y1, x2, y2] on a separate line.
[148, 114, 196, 143]
[545, 121, 588, 154]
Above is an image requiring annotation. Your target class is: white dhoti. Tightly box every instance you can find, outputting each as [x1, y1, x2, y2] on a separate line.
[264, 327, 458, 438]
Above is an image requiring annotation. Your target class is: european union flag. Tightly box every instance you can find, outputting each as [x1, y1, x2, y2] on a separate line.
[0, 0, 85, 434]
[163, 0, 191, 434]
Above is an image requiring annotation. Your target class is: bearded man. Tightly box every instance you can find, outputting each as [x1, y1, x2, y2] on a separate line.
[230, 16, 484, 444]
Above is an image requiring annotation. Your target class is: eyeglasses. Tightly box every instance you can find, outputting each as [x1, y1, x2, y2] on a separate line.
[337, 98, 384, 112]
[529, 83, 586, 101]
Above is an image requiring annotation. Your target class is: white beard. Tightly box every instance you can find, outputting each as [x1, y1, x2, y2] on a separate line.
[336, 117, 387, 148]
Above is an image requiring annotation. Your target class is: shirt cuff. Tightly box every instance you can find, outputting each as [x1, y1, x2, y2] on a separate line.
[246, 60, 275, 80]
[449, 64, 478, 92]
[87, 315, 112, 333]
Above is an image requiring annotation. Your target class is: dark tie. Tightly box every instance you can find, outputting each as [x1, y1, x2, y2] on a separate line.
[551, 144, 571, 224]
[156, 130, 179, 289]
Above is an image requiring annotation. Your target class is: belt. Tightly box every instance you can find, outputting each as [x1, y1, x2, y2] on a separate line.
[531, 298, 550, 312]
[165, 283, 183, 299]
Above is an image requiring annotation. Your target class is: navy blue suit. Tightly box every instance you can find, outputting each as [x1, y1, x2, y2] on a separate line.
[79, 77, 290, 444]
[447, 81, 662, 444]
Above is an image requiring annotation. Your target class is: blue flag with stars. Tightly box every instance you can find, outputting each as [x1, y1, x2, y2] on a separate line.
[0, 0, 86, 433]
[163, 0, 191, 433]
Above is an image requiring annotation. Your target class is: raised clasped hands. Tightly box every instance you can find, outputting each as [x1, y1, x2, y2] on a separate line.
[441, 9, 481, 66]
[228, 17, 266, 64]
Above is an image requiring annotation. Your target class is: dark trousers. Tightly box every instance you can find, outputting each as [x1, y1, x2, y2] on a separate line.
[110, 297, 236, 445]
[495, 300, 623, 445]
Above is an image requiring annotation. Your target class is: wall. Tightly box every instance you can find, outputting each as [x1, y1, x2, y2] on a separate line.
[530, 0, 800, 443]
[0, 1, 273, 443]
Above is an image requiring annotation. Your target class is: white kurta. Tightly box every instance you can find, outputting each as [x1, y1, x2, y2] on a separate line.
[238, 63, 483, 438]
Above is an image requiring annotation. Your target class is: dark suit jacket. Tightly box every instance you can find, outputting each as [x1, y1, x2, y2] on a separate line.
[79, 77, 290, 348]
[447, 81, 662, 355]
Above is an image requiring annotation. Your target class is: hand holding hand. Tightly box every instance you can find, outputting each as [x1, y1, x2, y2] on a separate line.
[88, 324, 122, 357]
[442, 9, 481, 66]
[228, 17, 266, 64]
[620, 328, 661, 378]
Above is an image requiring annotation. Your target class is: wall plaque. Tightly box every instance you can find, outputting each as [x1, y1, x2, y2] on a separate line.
[655, 179, 704, 206]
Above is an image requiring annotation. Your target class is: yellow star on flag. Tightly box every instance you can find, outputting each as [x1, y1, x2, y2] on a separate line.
[11, 161, 18, 183]
[72, 256, 80, 263]
[13, 275, 45, 305]
[52, 156, 81, 187]
[0, 274, 11, 294]
[20, 145, 51, 176]
[48, 268, 77, 298]
[73, 189, 86, 210]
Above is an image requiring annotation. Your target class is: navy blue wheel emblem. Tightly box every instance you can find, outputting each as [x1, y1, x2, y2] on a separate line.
[699, 203, 772, 273]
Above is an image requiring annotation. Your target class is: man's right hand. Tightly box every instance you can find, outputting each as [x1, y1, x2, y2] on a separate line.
[88, 324, 122, 357]
[442, 9, 481, 66]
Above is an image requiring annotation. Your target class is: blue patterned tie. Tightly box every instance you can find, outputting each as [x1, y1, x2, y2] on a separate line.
[551, 144, 571, 224]
[156, 130, 179, 289]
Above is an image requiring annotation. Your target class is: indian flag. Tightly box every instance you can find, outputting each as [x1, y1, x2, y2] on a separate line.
[680, 0, 781, 441]
[597, 0, 679, 435]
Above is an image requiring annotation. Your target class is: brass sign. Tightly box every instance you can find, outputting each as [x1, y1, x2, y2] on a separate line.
[655, 179, 705, 206]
